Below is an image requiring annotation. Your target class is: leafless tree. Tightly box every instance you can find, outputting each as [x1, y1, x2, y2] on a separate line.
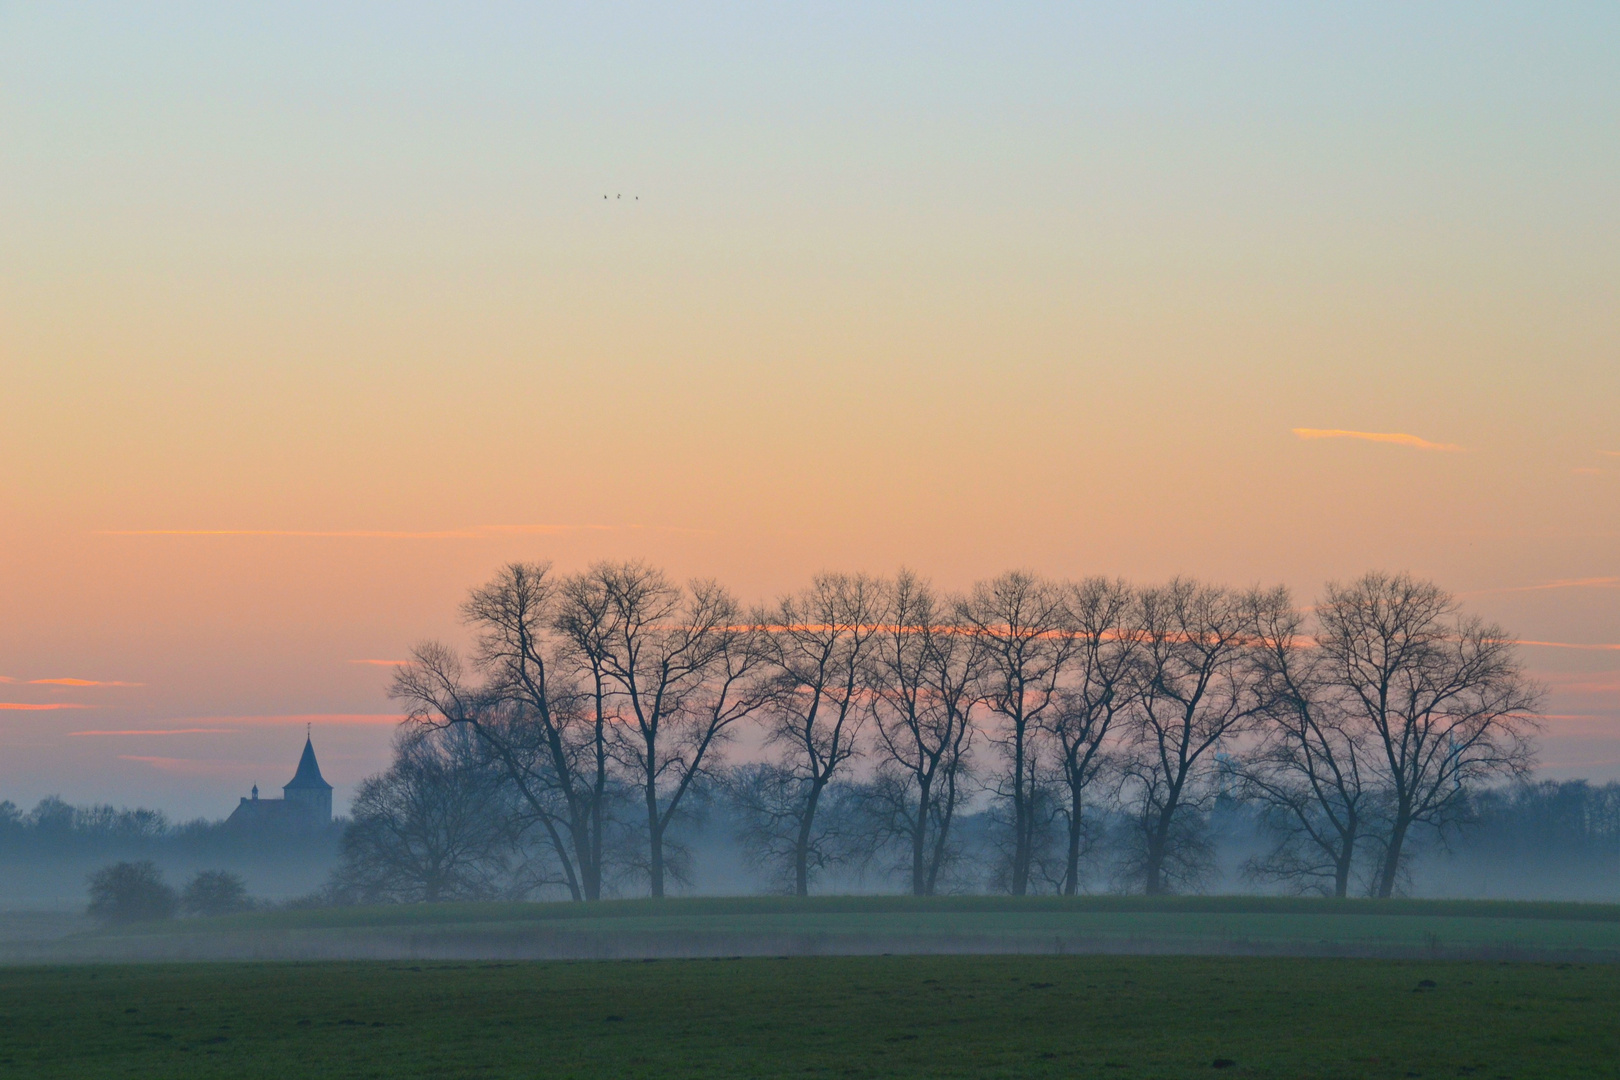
[1122, 579, 1270, 895]
[866, 571, 983, 895]
[392, 562, 613, 900]
[1239, 590, 1373, 897]
[754, 573, 884, 896]
[1047, 577, 1141, 895]
[960, 572, 1074, 896]
[549, 567, 622, 899]
[392, 640, 583, 899]
[1316, 572, 1541, 898]
[582, 562, 771, 897]
[333, 725, 524, 903]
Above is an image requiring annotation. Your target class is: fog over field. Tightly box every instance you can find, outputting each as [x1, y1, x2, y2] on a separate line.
[7, 564, 1617, 917]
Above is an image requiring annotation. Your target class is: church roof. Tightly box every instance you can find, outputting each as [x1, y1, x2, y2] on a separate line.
[284, 735, 333, 791]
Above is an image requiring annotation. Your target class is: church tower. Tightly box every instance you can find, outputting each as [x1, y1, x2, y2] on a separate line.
[282, 733, 334, 824]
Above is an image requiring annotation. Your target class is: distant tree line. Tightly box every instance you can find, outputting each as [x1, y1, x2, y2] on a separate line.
[0, 797, 341, 858]
[337, 563, 1546, 902]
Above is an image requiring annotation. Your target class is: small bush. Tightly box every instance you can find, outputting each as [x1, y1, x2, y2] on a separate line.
[181, 869, 253, 916]
[86, 861, 177, 924]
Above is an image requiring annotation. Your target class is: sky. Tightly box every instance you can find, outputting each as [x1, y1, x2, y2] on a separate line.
[2, 3, 1618, 818]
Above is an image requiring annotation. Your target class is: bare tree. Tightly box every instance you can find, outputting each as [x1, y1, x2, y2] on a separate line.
[960, 572, 1074, 896]
[392, 640, 583, 899]
[1239, 589, 1372, 897]
[866, 571, 982, 895]
[550, 567, 622, 899]
[1047, 577, 1140, 895]
[727, 764, 870, 893]
[584, 562, 770, 897]
[392, 562, 612, 900]
[1316, 572, 1541, 898]
[756, 573, 884, 896]
[1122, 580, 1270, 895]
[334, 725, 524, 903]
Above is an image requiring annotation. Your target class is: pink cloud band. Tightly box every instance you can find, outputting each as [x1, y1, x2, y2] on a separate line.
[1292, 428, 1464, 452]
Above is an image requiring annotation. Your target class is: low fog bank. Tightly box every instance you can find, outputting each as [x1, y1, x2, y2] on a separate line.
[0, 798, 339, 911]
[3, 779, 1615, 914]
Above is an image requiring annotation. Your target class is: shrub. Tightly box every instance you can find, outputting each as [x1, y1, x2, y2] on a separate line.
[181, 869, 253, 916]
[86, 860, 177, 924]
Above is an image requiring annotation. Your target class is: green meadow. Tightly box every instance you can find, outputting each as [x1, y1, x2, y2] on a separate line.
[3, 953, 1617, 1079]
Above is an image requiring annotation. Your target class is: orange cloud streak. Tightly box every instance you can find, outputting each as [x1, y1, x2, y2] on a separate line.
[1463, 577, 1620, 597]
[28, 677, 144, 687]
[182, 713, 405, 727]
[95, 523, 710, 540]
[1291, 428, 1464, 452]
[1519, 640, 1620, 652]
[347, 659, 412, 667]
[117, 756, 260, 777]
[97, 529, 485, 539]
[0, 702, 93, 711]
[70, 728, 237, 736]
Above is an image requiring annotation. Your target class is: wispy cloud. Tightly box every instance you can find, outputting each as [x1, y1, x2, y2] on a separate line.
[117, 756, 258, 777]
[0, 702, 93, 711]
[71, 728, 237, 736]
[1518, 640, 1620, 652]
[95, 523, 715, 540]
[1535, 674, 1620, 694]
[97, 529, 485, 539]
[347, 659, 411, 667]
[180, 713, 405, 727]
[1465, 577, 1620, 596]
[1574, 467, 1603, 476]
[480, 524, 614, 536]
[1291, 428, 1465, 452]
[28, 678, 144, 687]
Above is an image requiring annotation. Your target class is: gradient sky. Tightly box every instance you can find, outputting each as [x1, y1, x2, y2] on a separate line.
[3, 3, 1618, 818]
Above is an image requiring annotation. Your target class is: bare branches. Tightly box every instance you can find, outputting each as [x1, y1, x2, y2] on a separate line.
[377, 562, 1543, 901]
[1317, 572, 1542, 897]
[1121, 580, 1271, 895]
[867, 571, 983, 895]
[1239, 589, 1371, 897]
[757, 573, 885, 896]
[1047, 577, 1140, 895]
[579, 562, 771, 897]
[959, 571, 1074, 896]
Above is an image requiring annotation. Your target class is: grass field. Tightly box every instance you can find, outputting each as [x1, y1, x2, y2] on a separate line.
[12, 895, 1620, 964]
[2, 953, 1616, 1079]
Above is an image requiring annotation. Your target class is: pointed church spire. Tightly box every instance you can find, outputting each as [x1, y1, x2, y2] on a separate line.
[284, 731, 333, 791]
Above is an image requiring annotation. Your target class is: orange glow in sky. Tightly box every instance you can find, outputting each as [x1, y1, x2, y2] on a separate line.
[3, 5, 1617, 815]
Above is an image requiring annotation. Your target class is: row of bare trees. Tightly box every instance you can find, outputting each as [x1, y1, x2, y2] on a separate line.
[389, 563, 1540, 900]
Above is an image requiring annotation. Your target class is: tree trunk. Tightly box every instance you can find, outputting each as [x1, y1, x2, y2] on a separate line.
[1333, 821, 1357, 899]
[1062, 782, 1083, 896]
[912, 775, 932, 896]
[1376, 813, 1410, 899]
[1143, 801, 1176, 896]
[647, 785, 665, 899]
[924, 772, 957, 897]
[1010, 720, 1030, 896]
[794, 780, 826, 897]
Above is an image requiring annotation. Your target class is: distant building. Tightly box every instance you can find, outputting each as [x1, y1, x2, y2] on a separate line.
[227, 734, 334, 829]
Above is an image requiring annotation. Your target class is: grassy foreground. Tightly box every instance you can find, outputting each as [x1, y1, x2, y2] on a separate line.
[2, 954, 1616, 1079]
